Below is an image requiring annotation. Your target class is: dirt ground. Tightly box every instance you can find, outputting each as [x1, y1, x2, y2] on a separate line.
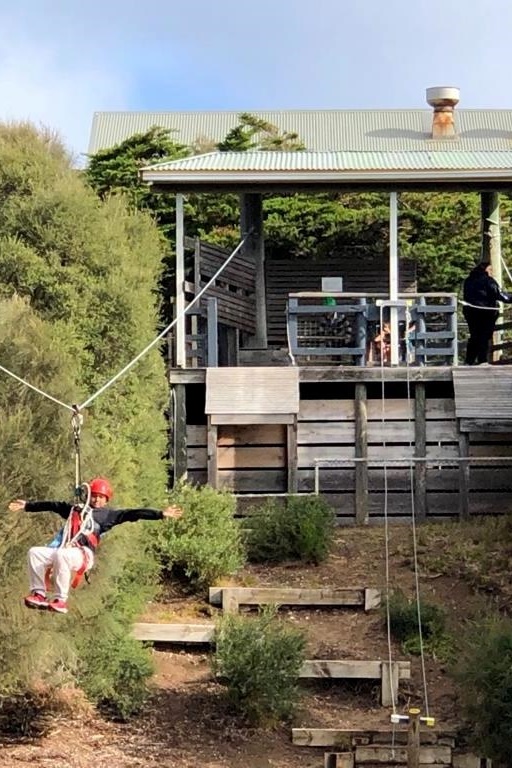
[0, 524, 477, 768]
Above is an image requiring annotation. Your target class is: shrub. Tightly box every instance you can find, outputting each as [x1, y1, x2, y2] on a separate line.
[147, 483, 245, 590]
[245, 495, 335, 564]
[212, 606, 306, 726]
[386, 588, 454, 660]
[76, 626, 153, 720]
[454, 616, 512, 767]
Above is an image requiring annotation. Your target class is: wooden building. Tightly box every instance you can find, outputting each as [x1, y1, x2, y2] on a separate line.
[133, 87, 512, 522]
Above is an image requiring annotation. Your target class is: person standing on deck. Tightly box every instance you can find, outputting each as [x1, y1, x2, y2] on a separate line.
[462, 261, 512, 365]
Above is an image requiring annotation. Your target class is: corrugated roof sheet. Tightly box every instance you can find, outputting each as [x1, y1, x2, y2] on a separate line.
[89, 109, 512, 155]
[141, 149, 512, 174]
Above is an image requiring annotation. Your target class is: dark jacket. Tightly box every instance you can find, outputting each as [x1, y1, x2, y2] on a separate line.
[463, 272, 512, 308]
[25, 501, 164, 552]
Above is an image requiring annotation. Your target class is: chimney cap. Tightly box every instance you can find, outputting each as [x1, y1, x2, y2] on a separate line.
[426, 86, 460, 108]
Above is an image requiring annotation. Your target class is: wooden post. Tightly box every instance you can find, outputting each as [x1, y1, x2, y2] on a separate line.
[458, 428, 470, 521]
[287, 418, 298, 493]
[240, 193, 267, 348]
[207, 415, 218, 489]
[355, 383, 368, 524]
[172, 383, 188, 485]
[380, 661, 398, 707]
[414, 382, 427, 520]
[407, 708, 421, 768]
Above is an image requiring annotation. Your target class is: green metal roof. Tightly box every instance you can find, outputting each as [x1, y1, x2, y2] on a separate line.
[140, 149, 512, 189]
[89, 109, 512, 155]
[142, 150, 512, 173]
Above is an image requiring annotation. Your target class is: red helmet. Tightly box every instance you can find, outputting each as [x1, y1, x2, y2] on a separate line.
[89, 477, 113, 501]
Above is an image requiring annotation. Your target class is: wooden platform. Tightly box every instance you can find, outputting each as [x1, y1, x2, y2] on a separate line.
[208, 586, 381, 613]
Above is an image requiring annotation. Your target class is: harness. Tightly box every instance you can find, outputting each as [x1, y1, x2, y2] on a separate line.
[45, 409, 100, 591]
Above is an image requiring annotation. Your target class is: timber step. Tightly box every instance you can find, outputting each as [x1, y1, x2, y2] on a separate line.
[133, 622, 214, 643]
[208, 586, 381, 613]
[300, 659, 410, 707]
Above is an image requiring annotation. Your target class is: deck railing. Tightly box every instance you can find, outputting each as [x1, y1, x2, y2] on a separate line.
[286, 292, 458, 366]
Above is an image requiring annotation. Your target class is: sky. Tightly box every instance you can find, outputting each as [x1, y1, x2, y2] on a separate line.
[0, 0, 511, 161]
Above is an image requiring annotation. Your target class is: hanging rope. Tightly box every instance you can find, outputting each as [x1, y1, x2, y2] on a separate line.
[377, 303, 397, 719]
[403, 323, 430, 717]
[377, 301, 431, 721]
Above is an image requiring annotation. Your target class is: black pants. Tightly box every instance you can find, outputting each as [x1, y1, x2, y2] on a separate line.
[463, 306, 498, 364]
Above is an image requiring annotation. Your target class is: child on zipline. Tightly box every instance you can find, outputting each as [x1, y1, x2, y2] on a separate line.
[8, 476, 183, 614]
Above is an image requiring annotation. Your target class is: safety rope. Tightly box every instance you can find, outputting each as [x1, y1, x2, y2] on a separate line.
[377, 304, 397, 719]
[404, 325, 430, 716]
[377, 302, 431, 729]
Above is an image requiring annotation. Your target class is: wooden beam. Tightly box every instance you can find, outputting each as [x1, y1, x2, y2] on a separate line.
[133, 623, 215, 643]
[240, 193, 266, 347]
[458, 428, 470, 521]
[214, 586, 372, 612]
[355, 744, 452, 764]
[299, 659, 410, 680]
[287, 417, 298, 493]
[292, 728, 454, 747]
[207, 415, 218, 489]
[173, 384, 188, 484]
[324, 753, 354, 768]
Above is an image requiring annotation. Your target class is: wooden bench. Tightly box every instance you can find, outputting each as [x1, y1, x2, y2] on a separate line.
[209, 586, 381, 614]
[299, 659, 410, 707]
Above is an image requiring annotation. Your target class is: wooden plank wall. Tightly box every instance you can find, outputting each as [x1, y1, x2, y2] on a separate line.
[193, 239, 256, 334]
[185, 390, 512, 520]
[265, 256, 416, 347]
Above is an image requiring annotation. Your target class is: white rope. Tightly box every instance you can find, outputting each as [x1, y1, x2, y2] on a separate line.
[78, 232, 251, 410]
[0, 363, 75, 412]
[378, 304, 397, 717]
[0, 233, 251, 414]
[404, 321, 430, 716]
[459, 300, 502, 311]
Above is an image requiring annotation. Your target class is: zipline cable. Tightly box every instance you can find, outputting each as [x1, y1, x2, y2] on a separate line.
[0, 232, 252, 415]
[0, 363, 75, 412]
[78, 231, 252, 410]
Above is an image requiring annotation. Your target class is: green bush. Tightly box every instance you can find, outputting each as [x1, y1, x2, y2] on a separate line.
[147, 483, 245, 590]
[77, 625, 153, 720]
[244, 495, 335, 564]
[212, 606, 306, 726]
[386, 589, 454, 660]
[454, 617, 512, 767]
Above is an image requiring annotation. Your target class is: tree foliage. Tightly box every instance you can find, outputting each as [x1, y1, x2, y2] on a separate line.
[0, 123, 169, 711]
[81, 117, 512, 297]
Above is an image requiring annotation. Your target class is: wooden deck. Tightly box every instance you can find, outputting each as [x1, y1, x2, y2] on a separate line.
[169, 364, 512, 522]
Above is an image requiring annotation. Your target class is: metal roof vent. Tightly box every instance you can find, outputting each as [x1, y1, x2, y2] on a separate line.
[426, 86, 460, 138]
